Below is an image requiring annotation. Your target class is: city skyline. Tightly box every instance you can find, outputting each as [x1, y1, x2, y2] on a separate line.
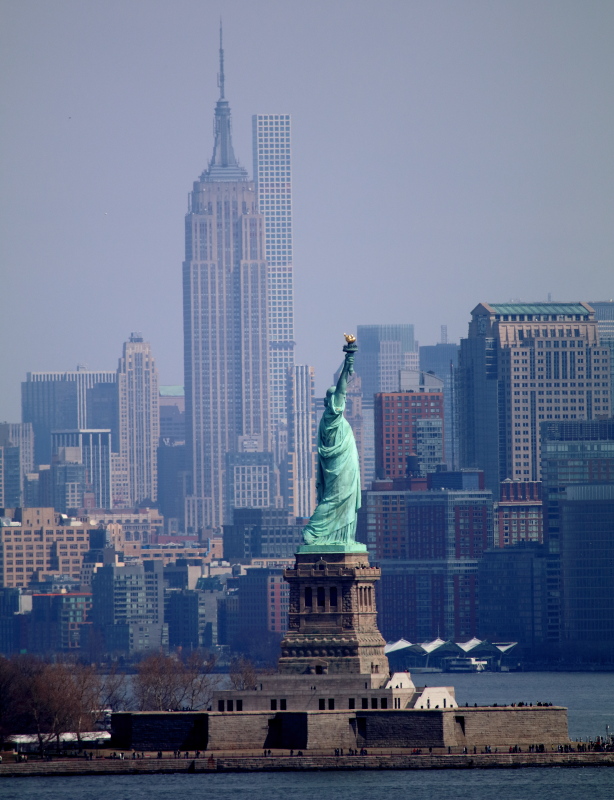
[2, 1, 614, 420]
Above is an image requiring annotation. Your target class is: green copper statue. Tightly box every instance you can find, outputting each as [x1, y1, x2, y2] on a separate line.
[300, 334, 366, 553]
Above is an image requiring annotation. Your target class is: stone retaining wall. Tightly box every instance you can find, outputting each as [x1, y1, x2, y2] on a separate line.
[452, 707, 569, 746]
[111, 707, 569, 752]
[1, 751, 613, 778]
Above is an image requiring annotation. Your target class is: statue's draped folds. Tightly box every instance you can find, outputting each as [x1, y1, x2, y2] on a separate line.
[302, 339, 361, 548]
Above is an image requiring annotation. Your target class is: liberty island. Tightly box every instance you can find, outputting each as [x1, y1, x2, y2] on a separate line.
[98, 337, 572, 757]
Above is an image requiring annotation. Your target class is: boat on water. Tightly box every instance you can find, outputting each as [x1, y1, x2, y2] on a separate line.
[444, 657, 488, 673]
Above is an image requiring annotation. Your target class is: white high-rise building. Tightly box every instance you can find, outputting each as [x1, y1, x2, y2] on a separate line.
[285, 365, 316, 518]
[117, 333, 159, 505]
[252, 114, 295, 459]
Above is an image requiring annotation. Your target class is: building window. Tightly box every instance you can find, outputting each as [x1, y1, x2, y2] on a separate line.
[362, 698, 369, 709]
[328, 698, 335, 710]
[271, 699, 277, 711]
[349, 698, 355, 710]
[319, 698, 326, 710]
[380, 698, 388, 709]
[280, 699, 286, 710]
[236, 700, 243, 712]
[218, 700, 224, 712]
[371, 698, 378, 709]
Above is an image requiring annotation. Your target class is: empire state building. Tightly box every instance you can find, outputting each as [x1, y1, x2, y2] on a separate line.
[183, 34, 269, 531]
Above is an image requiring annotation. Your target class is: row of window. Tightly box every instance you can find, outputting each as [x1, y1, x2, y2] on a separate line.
[217, 696, 398, 713]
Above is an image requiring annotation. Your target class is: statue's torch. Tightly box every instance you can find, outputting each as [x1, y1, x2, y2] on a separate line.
[343, 333, 358, 375]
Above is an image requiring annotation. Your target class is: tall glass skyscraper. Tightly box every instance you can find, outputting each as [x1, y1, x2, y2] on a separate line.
[252, 114, 295, 459]
[22, 368, 117, 465]
[353, 324, 418, 486]
[183, 35, 269, 531]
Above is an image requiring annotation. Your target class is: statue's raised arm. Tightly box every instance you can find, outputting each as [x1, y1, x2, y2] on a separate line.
[330, 334, 356, 410]
[300, 334, 366, 553]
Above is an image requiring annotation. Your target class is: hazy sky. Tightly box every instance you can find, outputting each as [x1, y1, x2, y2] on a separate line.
[1, 0, 613, 420]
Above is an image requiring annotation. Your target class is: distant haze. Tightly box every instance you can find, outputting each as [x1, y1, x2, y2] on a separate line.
[1, 0, 613, 419]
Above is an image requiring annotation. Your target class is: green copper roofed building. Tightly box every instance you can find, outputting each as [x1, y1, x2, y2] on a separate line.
[457, 302, 611, 490]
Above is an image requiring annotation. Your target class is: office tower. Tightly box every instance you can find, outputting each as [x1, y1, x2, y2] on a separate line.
[157, 387, 186, 532]
[91, 560, 166, 655]
[590, 300, 614, 337]
[22, 368, 116, 465]
[252, 113, 294, 459]
[495, 480, 543, 546]
[457, 302, 610, 491]
[0, 508, 94, 589]
[51, 451, 89, 513]
[224, 450, 279, 521]
[420, 342, 459, 468]
[590, 300, 614, 407]
[184, 37, 269, 531]
[117, 333, 159, 506]
[166, 589, 215, 649]
[0, 447, 21, 508]
[28, 592, 92, 653]
[51, 430, 112, 510]
[557, 485, 614, 660]
[159, 386, 185, 441]
[0, 423, 34, 496]
[367, 486, 494, 641]
[478, 543, 549, 653]
[374, 377, 444, 481]
[86, 382, 119, 451]
[354, 325, 418, 486]
[356, 325, 418, 398]
[157, 440, 187, 534]
[541, 419, 614, 658]
[284, 365, 316, 518]
[236, 567, 289, 645]
[223, 507, 304, 560]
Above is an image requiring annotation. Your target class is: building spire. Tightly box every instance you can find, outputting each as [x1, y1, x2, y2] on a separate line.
[218, 20, 225, 100]
[203, 23, 248, 182]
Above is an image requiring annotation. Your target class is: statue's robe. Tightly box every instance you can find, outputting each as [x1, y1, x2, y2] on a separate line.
[303, 394, 361, 545]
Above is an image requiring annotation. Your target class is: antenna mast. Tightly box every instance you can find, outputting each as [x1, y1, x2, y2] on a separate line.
[218, 20, 225, 99]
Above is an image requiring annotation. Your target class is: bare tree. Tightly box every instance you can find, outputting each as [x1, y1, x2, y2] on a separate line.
[133, 651, 221, 711]
[100, 663, 131, 711]
[64, 663, 101, 748]
[0, 656, 29, 748]
[134, 653, 183, 710]
[177, 651, 220, 710]
[19, 661, 70, 755]
[229, 656, 258, 690]
[1, 656, 109, 753]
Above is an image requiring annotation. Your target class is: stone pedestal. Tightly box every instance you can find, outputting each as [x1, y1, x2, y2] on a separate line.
[278, 550, 389, 676]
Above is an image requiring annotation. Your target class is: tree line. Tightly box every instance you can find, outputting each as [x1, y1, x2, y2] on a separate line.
[0, 650, 220, 754]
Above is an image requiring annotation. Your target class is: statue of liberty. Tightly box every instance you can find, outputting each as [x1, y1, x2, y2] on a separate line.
[301, 335, 366, 552]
